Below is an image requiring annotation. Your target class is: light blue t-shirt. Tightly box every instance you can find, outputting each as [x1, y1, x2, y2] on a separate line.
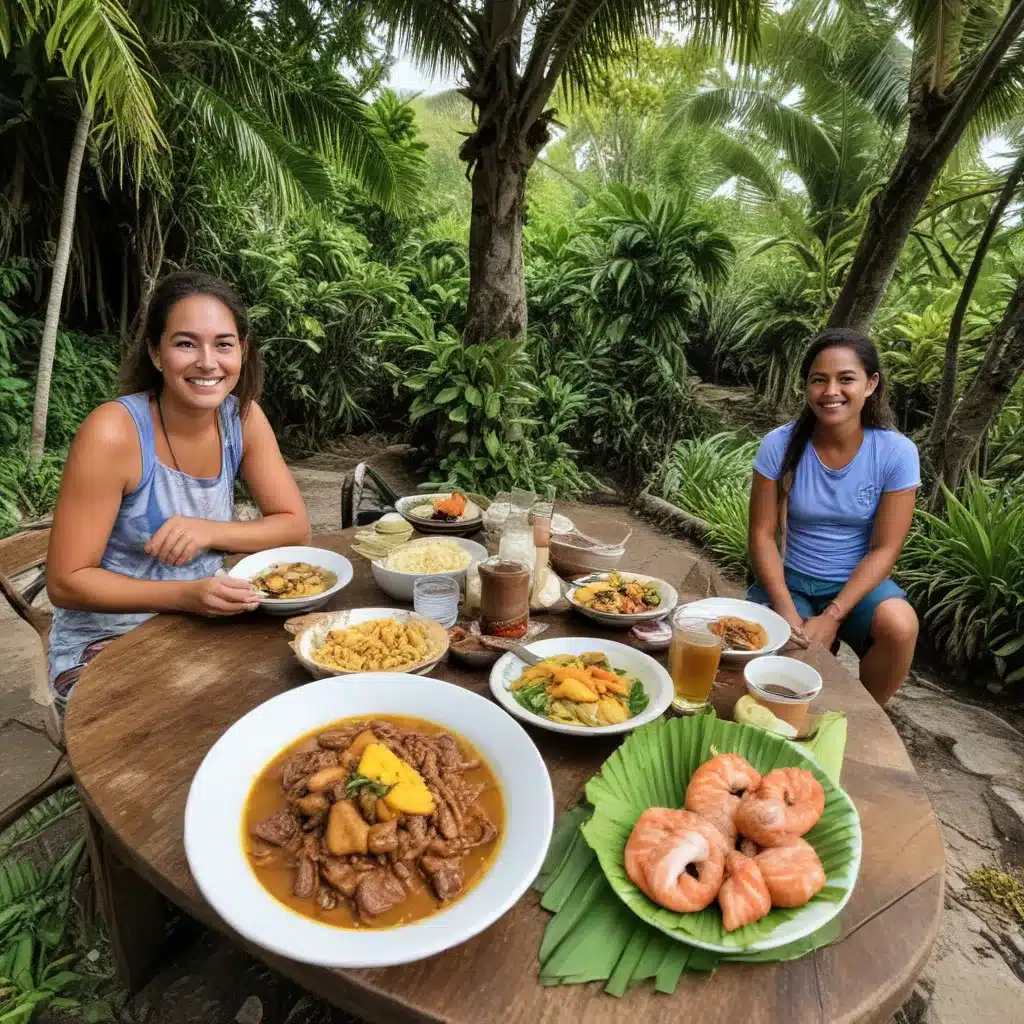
[754, 424, 920, 582]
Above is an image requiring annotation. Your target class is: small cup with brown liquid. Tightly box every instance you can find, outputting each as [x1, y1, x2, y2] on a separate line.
[668, 613, 723, 713]
[743, 656, 823, 735]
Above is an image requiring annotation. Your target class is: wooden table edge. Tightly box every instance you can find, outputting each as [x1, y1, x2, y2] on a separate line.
[829, 869, 946, 1024]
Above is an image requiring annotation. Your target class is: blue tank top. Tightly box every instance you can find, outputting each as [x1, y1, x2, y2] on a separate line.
[47, 392, 244, 686]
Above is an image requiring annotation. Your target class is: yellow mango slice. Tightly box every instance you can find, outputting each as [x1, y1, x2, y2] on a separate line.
[357, 743, 435, 816]
[597, 698, 629, 724]
[549, 678, 600, 702]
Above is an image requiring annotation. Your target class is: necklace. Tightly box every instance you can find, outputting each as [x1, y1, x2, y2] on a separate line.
[157, 394, 220, 475]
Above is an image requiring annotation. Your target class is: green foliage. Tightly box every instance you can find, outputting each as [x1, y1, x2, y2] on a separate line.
[656, 433, 759, 570]
[0, 790, 119, 1022]
[528, 185, 729, 485]
[192, 213, 416, 449]
[382, 314, 598, 498]
[898, 479, 1024, 683]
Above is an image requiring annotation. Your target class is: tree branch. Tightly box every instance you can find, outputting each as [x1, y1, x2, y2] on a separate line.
[926, 0, 1024, 165]
[928, 149, 1024, 467]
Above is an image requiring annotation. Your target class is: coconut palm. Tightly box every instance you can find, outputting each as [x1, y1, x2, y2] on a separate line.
[4, 0, 417, 459]
[373, 0, 764, 344]
[827, 0, 1024, 331]
[3, 0, 162, 461]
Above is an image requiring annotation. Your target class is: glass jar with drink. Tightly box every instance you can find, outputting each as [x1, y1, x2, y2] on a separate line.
[668, 612, 723, 712]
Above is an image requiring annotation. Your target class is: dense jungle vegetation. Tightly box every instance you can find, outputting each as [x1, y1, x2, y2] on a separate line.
[2, 0, 1023, 695]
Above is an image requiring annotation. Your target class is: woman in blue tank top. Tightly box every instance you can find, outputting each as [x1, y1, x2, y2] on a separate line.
[747, 329, 920, 705]
[46, 270, 310, 711]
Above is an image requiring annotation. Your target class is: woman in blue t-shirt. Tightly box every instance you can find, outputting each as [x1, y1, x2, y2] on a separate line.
[747, 329, 920, 704]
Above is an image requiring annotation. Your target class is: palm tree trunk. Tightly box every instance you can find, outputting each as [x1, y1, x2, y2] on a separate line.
[29, 105, 92, 462]
[937, 276, 1024, 494]
[827, 2, 1024, 332]
[464, 146, 528, 345]
[927, 150, 1024, 472]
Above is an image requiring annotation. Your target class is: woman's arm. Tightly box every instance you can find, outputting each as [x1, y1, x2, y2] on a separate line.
[748, 471, 804, 629]
[829, 488, 916, 617]
[47, 404, 259, 616]
[801, 488, 917, 645]
[144, 401, 310, 565]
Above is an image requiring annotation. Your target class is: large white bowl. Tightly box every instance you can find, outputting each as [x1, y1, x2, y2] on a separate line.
[228, 546, 353, 615]
[678, 597, 792, 661]
[566, 572, 679, 628]
[489, 637, 674, 736]
[184, 675, 553, 968]
[371, 537, 488, 602]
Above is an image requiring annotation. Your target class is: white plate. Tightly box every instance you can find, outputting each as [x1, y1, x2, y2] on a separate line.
[489, 637, 674, 736]
[395, 494, 484, 536]
[371, 537, 488, 602]
[566, 572, 678, 627]
[677, 597, 791, 660]
[290, 607, 450, 678]
[184, 675, 553, 968]
[228, 546, 353, 615]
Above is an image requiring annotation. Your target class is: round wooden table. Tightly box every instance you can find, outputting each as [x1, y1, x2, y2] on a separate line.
[65, 529, 945, 1023]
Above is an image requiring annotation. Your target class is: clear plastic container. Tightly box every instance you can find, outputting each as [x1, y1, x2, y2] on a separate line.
[413, 575, 460, 628]
[549, 518, 632, 577]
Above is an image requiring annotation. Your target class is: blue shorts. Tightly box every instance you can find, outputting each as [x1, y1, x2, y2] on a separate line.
[747, 567, 908, 654]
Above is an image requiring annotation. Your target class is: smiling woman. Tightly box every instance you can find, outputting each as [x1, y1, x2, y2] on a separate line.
[746, 330, 921, 706]
[45, 271, 310, 714]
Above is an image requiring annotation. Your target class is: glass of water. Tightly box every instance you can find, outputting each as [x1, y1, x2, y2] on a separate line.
[413, 575, 460, 627]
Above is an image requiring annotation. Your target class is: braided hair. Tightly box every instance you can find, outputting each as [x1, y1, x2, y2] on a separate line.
[778, 328, 895, 501]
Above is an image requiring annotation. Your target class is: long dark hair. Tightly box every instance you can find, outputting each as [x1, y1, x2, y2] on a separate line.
[778, 328, 895, 496]
[121, 270, 263, 420]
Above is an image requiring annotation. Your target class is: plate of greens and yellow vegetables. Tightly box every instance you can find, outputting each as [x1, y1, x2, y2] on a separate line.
[488, 637, 674, 736]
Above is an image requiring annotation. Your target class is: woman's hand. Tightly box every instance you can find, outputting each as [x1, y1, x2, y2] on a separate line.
[146, 516, 217, 566]
[181, 576, 260, 617]
[801, 613, 839, 649]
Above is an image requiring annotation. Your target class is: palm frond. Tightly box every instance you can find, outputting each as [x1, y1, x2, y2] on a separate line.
[43, 0, 163, 154]
[371, 0, 473, 80]
[682, 86, 839, 181]
[0, 789, 80, 859]
[701, 127, 781, 201]
[175, 76, 335, 205]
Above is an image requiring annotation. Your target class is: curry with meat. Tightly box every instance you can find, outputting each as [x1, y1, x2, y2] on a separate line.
[244, 715, 504, 929]
[251, 562, 335, 599]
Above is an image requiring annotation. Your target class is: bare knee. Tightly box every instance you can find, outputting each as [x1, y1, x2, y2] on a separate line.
[871, 598, 919, 649]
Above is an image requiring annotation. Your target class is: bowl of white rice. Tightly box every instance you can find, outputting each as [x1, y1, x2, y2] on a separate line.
[370, 537, 488, 602]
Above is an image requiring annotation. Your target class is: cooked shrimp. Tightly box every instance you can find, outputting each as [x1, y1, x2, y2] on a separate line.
[735, 767, 825, 846]
[624, 808, 724, 913]
[718, 852, 772, 932]
[684, 754, 762, 853]
[738, 837, 760, 858]
[755, 836, 826, 908]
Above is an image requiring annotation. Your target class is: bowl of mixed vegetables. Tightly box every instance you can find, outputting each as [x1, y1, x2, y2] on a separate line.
[488, 637, 673, 736]
[566, 572, 678, 627]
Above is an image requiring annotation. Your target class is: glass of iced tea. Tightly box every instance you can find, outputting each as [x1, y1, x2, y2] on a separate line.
[668, 614, 723, 713]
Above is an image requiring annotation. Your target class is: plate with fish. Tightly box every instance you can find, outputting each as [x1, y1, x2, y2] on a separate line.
[582, 714, 861, 953]
[566, 572, 678, 627]
[489, 637, 673, 736]
[395, 493, 484, 536]
[678, 598, 790, 660]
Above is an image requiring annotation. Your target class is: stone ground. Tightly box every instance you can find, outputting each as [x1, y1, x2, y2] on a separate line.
[2, 439, 1022, 1023]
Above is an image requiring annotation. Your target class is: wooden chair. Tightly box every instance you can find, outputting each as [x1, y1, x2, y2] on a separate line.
[0, 521, 72, 831]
